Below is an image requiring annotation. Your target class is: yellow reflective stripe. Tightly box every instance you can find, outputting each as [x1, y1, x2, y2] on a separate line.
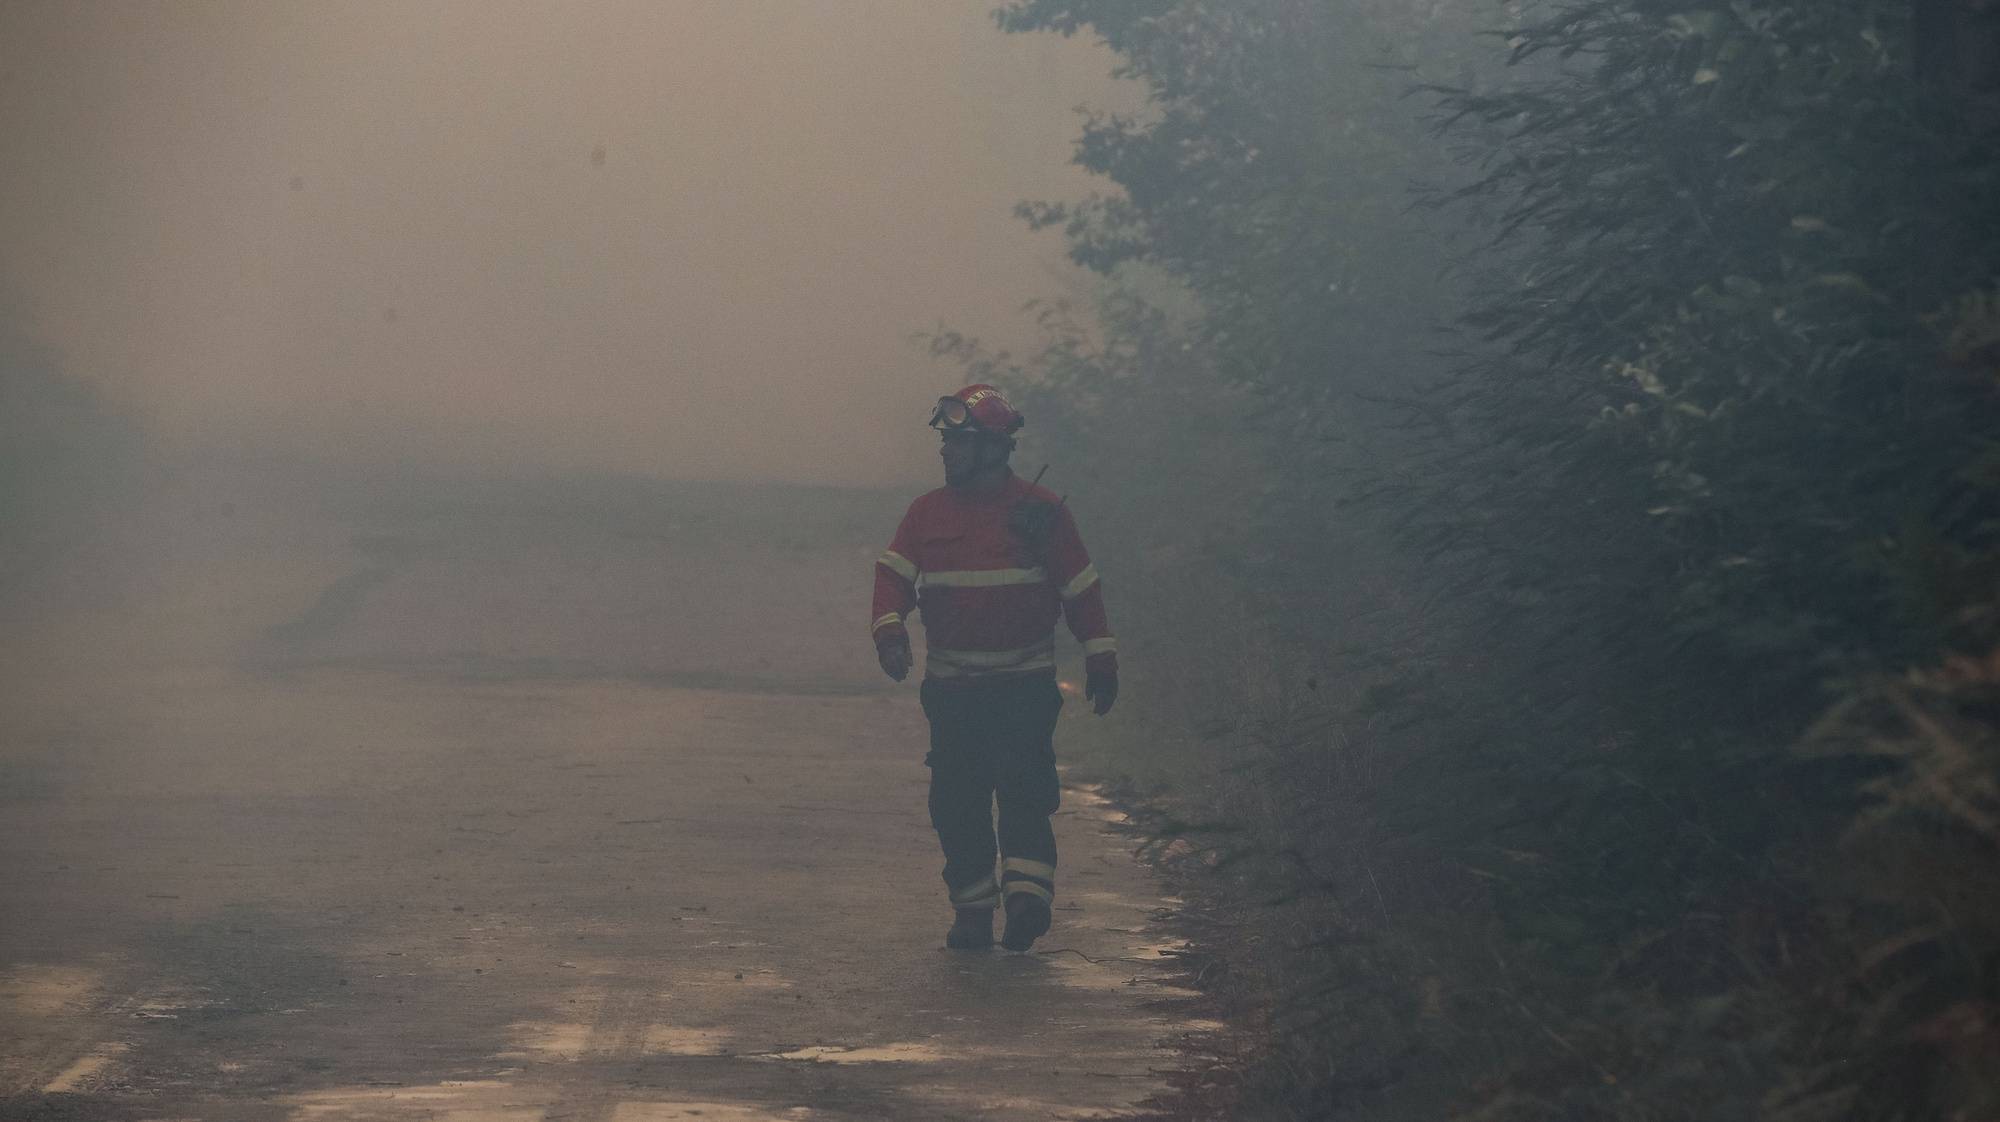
[924, 652, 1056, 680]
[1081, 637, 1118, 657]
[870, 612, 903, 635]
[921, 567, 1046, 588]
[1003, 881, 1053, 904]
[1059, 564, 1100, 601]
[877, 549, 918, 582]
[926, 640, 1056, 676]
[926, 654, 1057, 678]
[950, 877, 1000, 905]
[1002, 857, 1056, 881]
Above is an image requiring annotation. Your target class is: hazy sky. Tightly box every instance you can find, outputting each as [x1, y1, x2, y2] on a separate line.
[0, 2, 1129, 486]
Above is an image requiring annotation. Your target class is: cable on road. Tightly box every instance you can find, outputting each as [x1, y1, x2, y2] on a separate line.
[1036, 947, 1157, 965]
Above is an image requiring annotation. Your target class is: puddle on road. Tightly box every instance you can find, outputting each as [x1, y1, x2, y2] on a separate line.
[501, 1018, 594, 1061]
[902, 1082, 1149, 1122]
[2, 961, 149, 1096]
[610, 1103, 812, 1121]
[1067, 888, 1158, 917]
[501, 983, 734, 1061]
[40, 1040, 130, 1093]
[766, 1042, 949, 1063]
[0, 962, 103, 1016]
[1065, 783, 1133, 828]
[642, 1024, 734, 1056]
[289, 1079, 541, 1121]
[290, 1079, 811, 1122]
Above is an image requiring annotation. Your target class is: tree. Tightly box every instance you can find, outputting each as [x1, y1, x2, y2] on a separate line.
[985, 0, 2000, 1116]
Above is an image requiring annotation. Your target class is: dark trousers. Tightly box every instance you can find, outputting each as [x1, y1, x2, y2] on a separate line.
[919, 674, 1063, 907]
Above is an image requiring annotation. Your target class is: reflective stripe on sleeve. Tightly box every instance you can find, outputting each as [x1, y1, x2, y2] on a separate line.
[920, 567, 1046, 588]
[1059, 563, 1100, 601]
[871, 612, 903, 635]
[1081, 637, 1118, 657]
[877, 549, 918, 582]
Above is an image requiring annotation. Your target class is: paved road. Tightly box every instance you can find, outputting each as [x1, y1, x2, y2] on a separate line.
[0, 466, 1202, 1120]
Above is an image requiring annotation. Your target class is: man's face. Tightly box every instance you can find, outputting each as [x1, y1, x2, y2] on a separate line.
[939, 429, 987, 487]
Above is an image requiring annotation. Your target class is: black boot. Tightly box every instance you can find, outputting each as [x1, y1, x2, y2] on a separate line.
[946, 906, 994, 950]
[1000, 893, 1051, 952]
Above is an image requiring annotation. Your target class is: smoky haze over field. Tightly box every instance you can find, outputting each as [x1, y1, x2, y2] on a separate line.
[0, 15, 1202, 1114]
[0, 0, 1128, 487]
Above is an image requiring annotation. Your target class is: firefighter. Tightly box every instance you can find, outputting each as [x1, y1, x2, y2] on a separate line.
[870, 384, 1119, 951]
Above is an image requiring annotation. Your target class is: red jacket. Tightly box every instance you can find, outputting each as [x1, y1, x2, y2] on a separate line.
[872, 472, 1117, 682]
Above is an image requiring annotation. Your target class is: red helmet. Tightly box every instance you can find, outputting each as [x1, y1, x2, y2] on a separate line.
[928, 384, 1024, 436]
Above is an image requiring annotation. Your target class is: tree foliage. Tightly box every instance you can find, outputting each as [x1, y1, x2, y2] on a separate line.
[970, 0, 2000, 1117]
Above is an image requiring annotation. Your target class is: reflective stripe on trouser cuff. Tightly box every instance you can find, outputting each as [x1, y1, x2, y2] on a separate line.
[1001, 857, 1055, 904]
[871, 612, 902, 636]
[1080, 637, 1118, 657]
[878, 550, 918, 582]
[926, 639, 1056, 678]
[1002, 857, 1056, 881]
[950, 876, 1000, 909]
[1002, 879, 1054, 904]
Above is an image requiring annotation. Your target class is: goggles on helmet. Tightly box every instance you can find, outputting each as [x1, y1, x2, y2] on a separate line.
[929, 396, 974, 431]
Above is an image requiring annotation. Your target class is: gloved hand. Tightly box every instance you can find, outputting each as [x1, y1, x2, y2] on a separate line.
[1084, 669, 1118, 716]
[876, 635, 912, 682]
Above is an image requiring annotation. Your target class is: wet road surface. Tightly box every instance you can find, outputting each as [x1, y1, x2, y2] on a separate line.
[0, 466, 1203, 1120]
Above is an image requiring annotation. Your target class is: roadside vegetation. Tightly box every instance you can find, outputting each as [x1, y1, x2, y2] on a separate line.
[0, 337, 144, 596]
[946, 1, 2000, 1117]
